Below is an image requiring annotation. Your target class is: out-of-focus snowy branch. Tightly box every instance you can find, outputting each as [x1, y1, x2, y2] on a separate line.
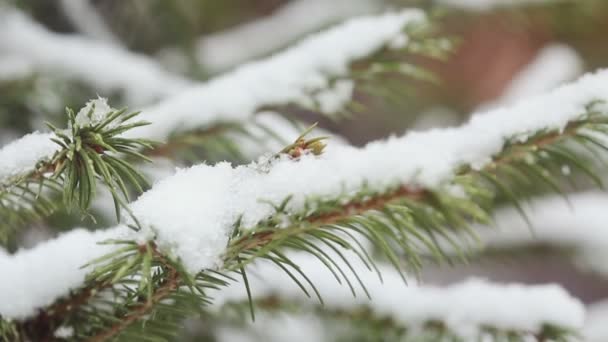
[436, 0, 560, 11]
[3, 68, 608, 321]
[584, 300, 608, 342]
[0, 6, 192, 105]
[58, 0, 121, 45]
[161, 0, 380, 73]
[469, 192, 608, 276]
[213, 253, 584, 339]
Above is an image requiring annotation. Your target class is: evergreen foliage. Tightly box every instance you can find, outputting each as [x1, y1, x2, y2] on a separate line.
[1, 1, 608, 341]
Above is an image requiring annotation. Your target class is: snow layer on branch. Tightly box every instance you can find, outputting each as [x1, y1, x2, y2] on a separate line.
[3, 70, 608, 318]
[130, 10, 426, 141]
[0, 225, 128, 319]
[0, 97, 116, 185]
[58, 0, 120, 45]
[585, 300, 608, 342]
[192, 0, 379, 72]
[0, 55, 34, 81]
[216, 312, 327, 342]
[74, 97, 114, 128]
[0, 7, 191, 105]
[127, 69, 608, 272]
[130, 163, 237, 272]
[471, 192, 608, 275]
[213, 255, 584, 337]
[0, 132, 57, 183]
[437, 0, 556, 11]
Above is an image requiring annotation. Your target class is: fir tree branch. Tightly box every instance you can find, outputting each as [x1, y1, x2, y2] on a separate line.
[0, 99, 154, 245]
[24, 105, 607, 340]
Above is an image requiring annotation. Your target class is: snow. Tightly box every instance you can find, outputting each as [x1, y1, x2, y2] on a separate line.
[471, 192, 608, 275]
[53, 325, 75, 339]
[0, 225, 129, 319]
[0, 6, 191, 105]
[124, 69, 608, 272]
[0, 132, 58, 184]
[437, 0, 555, 11]
[189, 0, 379, 72]
[213, 254, 585, 337]
[584, 300, 608, 342]
[130, 163, 237, 272]
[0, 9, 423, 169]
[0, 55, 34, 81]
[74, 97, 114, 128]
[0, 98, 117, 186]
[130, 10, 426, 141]
[6, 67, 606, 277]
[58, 0, 120, 45]
[314, 80, 355, 114]
[216, 312, 327, 342]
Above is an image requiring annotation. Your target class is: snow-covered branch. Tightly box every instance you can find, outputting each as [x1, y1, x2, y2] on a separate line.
[58, 0, 120, 45]
[585, 300, 608, 342]
[470, 192, 608, 275]
[2, 68, 608, 323]
[436, 0, 558, 11]
[0, 9, 430, 168]
[0, 7, 191, 105]
[214, 254, 584, 339]
[131, 9, 428, 142]
[185, 0, 379, 73]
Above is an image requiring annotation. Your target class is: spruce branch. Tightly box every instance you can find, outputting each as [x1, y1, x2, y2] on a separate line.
[18, 103, 608, 340]
[0, 99, 154, 245]
[129, 12, 450, 165]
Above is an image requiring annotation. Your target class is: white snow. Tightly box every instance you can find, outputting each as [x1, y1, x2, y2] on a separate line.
[0, 9, 424, 169]
[58, 0, 120, 45]
[0, 225, 129, 319]
[470, 192, 608, 276]
[0, 54, 34, 81]
[188, 0, 379, 72]
[53, 325, 75, 339]
[584, 300, 608, 342]
[437, 0, 556, 11]
[0, 6, 192, 105]
[1, 25, 606, 325]
[130, 163, 237, 272]
[213, 254, 585, 337]
[0, 132, 58, 184]
[74, 97, 114, 128]
[5, 67, 603, 277]
[216, 312, 327, 342]
[131, 10, 426, 141]
[0, 97, 118, 186]
[123, 69, 608, 272]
